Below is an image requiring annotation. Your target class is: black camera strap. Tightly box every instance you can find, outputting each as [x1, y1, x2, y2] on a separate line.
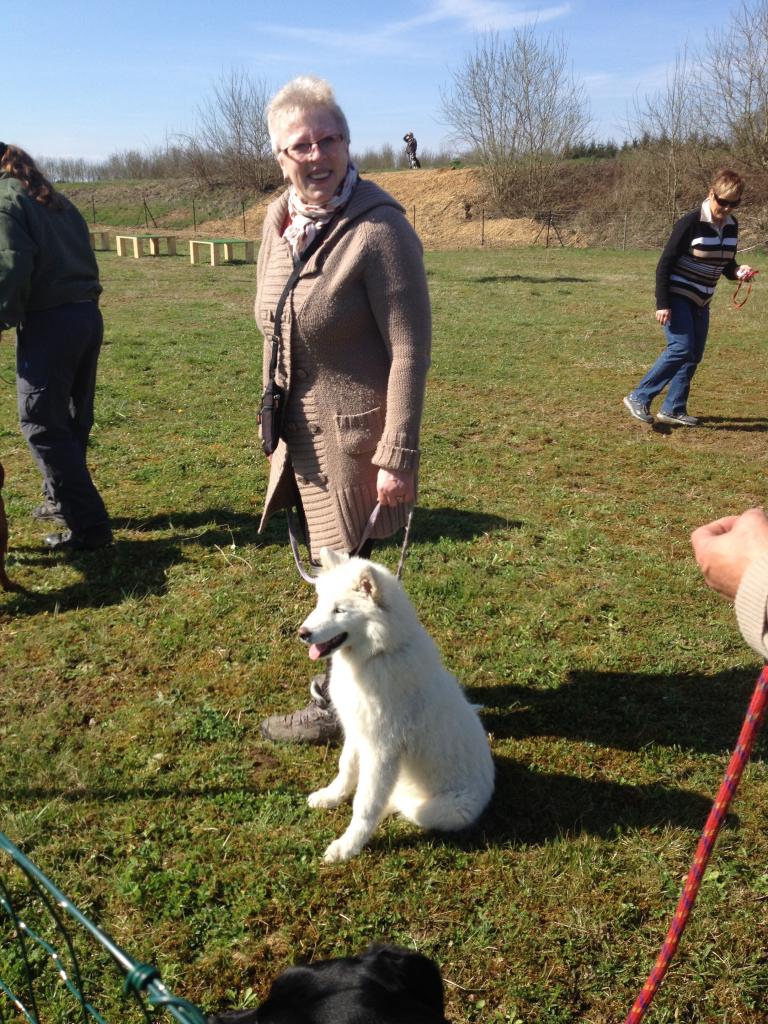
[265, 221, 334, 393]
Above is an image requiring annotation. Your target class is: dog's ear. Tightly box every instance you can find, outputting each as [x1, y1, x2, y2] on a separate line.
[354, 564, 380, 603]
[319, 547, 349, 570]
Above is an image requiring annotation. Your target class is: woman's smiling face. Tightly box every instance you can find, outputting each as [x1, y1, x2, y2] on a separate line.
[276, 107, 350, 205]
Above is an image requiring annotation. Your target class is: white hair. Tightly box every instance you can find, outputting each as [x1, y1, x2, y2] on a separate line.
[267, 76, 350, 154]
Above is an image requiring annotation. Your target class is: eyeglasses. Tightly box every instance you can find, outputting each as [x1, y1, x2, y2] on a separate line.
[713, 193, 741, 209]
[281, 134, 344, 161]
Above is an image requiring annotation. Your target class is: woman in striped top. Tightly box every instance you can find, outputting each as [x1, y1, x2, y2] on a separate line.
[623, 169, 756, 427]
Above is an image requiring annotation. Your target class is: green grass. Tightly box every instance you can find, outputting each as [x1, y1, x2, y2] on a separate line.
[2, 246, 768, 1022]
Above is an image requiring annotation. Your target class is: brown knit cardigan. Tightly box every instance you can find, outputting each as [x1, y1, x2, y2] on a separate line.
[256, 177, 432, 559]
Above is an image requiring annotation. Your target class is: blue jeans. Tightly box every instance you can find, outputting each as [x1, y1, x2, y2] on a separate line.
[631, 295, 709, 415]
[16, 302, 111, 536]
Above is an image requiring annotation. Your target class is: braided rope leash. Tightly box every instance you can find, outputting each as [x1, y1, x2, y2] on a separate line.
[625, 663, 768, 1024]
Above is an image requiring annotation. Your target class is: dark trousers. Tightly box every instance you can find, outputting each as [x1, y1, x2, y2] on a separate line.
[16, 302, 111, 535]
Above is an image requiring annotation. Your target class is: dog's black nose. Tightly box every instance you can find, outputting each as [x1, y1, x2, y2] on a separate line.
[298, 626, 311, 642]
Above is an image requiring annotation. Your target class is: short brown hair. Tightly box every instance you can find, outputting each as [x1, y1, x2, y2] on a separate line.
[710, 168, 744, 200]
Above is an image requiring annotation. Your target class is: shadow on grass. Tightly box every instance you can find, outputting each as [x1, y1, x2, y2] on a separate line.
[478, 754, 718, 847]
[698, 416, 768, 433]
[4, 506, 510, 613]
[363, 755, 716, 855]
[4, 509, 283, 614]
[472, 274, 592, 285]
[406, 506, 520, 541]
[4, 756, 717, 852]
[469, 667, 766, 756]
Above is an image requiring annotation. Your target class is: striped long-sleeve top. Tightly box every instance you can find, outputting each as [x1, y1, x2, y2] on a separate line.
[656, 204, 740, 309]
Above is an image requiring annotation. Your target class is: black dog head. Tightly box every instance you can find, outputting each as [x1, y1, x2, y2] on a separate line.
[207, 943, 450, 1024]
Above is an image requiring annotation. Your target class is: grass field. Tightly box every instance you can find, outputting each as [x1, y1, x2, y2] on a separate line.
[2, 245, 768, 1023]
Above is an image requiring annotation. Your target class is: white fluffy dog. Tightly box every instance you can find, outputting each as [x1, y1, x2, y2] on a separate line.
[300, 548, 495, 863]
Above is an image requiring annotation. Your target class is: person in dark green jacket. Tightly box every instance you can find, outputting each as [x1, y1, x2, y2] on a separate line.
[0, 143, 112, 551]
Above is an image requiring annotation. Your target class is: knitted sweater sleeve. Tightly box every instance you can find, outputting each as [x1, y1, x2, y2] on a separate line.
[361, 212, 432, 472]
[655, 211, 696, 309]
[735, 551, 768, 660]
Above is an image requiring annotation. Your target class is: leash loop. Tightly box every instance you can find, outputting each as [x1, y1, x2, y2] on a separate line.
[731, 277, 754, 308]
[625, 663, 768, 1023]
[287, 502, 414, 586]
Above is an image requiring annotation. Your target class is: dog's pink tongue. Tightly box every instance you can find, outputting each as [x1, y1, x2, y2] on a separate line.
[308, 643, 323, 661]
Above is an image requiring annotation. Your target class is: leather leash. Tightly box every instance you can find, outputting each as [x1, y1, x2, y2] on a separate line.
[287, 502, 414, 585]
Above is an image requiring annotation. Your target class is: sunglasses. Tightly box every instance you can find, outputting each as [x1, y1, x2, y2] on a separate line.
[713, 193, 741, 209]
[281, 134, 344, 161]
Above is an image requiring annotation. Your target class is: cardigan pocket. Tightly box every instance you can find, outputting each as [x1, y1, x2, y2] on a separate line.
[334, 406, 383, 455]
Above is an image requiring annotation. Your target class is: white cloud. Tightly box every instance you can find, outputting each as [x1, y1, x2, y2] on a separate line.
[255, 2, 572, 57]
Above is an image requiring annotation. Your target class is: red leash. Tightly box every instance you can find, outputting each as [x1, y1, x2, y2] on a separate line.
[625, 664, 768, 1023]
[731, 269, 758, 308]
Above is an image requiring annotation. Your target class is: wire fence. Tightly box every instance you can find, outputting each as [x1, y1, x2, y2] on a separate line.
[0, 832, 205, 1024]
[79, 191, 768, 255]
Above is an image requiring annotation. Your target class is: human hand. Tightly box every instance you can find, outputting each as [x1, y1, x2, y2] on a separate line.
[376, 468, 414, 508]
[691, 508, 768, 600]
[655, 309, 671, 326]
[737, 265, 758, 281]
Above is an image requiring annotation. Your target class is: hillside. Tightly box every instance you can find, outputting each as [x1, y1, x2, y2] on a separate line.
[64, 168, 560, 250]
[198, 168, 547, 249]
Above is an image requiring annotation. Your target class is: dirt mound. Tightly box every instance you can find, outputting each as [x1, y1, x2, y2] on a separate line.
[194, 167, 550, 249]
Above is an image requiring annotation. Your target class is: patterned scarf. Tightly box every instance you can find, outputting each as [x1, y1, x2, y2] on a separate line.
[283, 163, 358, 260]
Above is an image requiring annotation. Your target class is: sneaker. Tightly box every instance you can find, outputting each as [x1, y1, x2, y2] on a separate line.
[32, 500, 66, 525]
[44, 528, 114, 551]
[260, 698, 341, 744]
[656, 411, 699, 427]
[623, 395, 654, 423]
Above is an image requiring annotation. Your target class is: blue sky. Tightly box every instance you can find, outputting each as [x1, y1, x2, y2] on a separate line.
[4, 0, 739, 161]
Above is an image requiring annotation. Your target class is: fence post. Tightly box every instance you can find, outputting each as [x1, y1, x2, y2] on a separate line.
[545, 211, 552, 249]
[91, 195, 97, 226]
[481, 207, 485, 246]
[242, 201, 247, 236]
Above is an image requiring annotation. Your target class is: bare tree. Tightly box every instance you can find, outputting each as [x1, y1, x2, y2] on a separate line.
[628, 49, 709, 221]
[184, 70, 277, 191]
[441, 29, 590, 211]
[701, 0, 768, 171]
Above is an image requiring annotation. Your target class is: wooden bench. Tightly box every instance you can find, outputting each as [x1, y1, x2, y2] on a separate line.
[89, 230, 111, 251]
[188, 238, 255, 266]
[115, 234, 178, 258]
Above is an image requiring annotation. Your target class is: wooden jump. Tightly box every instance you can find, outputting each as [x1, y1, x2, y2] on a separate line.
[115, 234, 178, 258]
[188, 238, 255, 266]
[89, 230, 111, 251]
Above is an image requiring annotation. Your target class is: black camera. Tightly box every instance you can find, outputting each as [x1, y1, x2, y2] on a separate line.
[258, 379, 285, 455]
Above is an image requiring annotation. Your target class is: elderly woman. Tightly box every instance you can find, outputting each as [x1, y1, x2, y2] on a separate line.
[0, 143, 112, 551]
[623, 168, 756, 427]
[256, 77, 431, 744]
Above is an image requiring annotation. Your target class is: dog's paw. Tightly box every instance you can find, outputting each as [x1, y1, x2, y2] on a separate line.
[308, 787, 342, 810]
[322, 838, 356, 863]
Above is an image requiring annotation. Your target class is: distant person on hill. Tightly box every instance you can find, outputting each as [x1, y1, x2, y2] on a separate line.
[403, 132, 421, 169]
[0, 143, 112, 551]
[623, 168, 757, 428]
[692, 507, 768, 660]
[255, 77, 431, 744]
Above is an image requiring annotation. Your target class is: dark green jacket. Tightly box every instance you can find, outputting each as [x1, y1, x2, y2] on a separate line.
[0, 173, 101, 329]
